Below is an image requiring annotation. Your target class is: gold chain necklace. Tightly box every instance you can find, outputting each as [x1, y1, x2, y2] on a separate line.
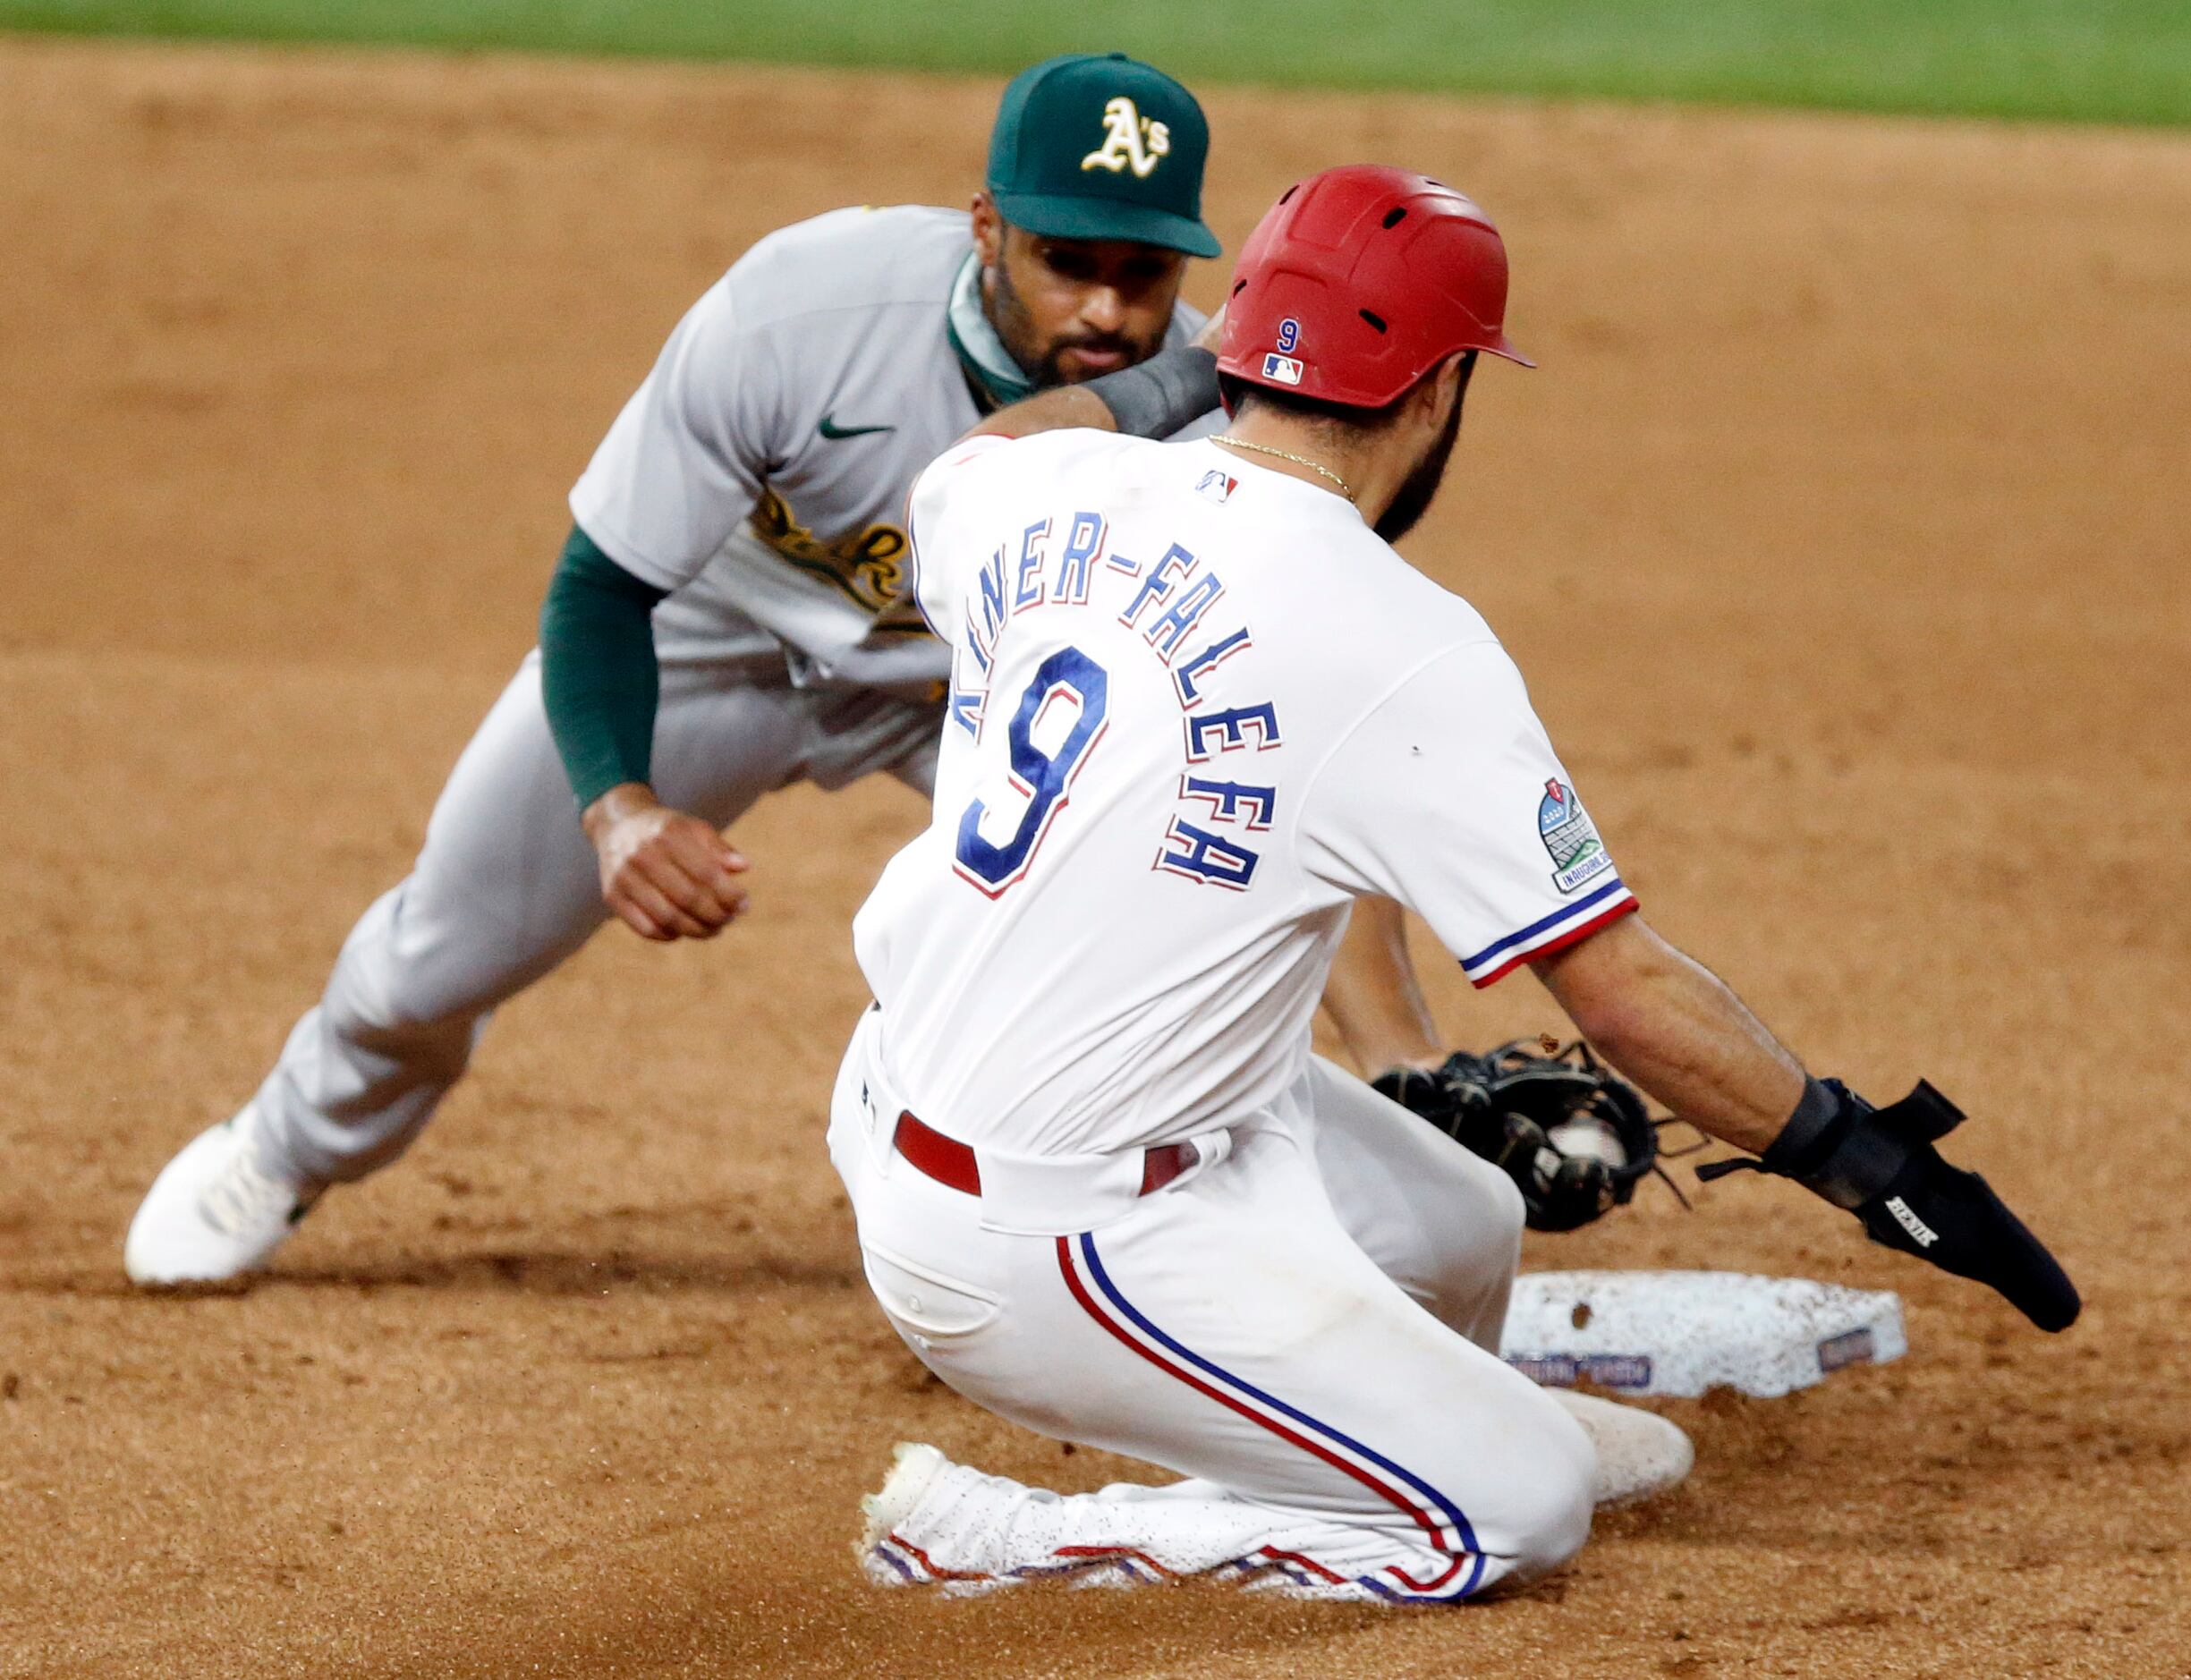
[1212, 437, 1357, 503]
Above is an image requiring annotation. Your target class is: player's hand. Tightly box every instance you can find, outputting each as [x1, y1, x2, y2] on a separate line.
[582, 784, 749, 942]
[1698, 1078, 2080, 1332]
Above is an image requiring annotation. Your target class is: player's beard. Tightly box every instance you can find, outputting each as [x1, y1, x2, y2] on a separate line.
[1374, 380, 1469, 545]
[987, 258, 1160, 390]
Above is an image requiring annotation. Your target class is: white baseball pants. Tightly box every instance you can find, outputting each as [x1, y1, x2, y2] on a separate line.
[830, 1010, 1596, 1601]
[253, 648, 938, 1188]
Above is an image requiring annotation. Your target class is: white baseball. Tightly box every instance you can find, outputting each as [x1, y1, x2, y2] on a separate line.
[1547, 1116, 1628, 1173]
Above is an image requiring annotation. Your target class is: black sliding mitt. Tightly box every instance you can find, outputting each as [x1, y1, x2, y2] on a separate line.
[1700, 1078, 2080, 1332]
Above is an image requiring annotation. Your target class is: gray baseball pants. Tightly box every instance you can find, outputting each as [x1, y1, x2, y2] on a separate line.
[252, 646, 940, 1188]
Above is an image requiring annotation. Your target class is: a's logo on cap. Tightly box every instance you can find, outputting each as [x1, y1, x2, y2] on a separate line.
[1081, 97, 1171, 179]
[1261, 352, 1304, 386]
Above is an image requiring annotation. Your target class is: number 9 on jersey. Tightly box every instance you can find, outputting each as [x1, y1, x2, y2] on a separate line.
[954, 647, 1109, 896]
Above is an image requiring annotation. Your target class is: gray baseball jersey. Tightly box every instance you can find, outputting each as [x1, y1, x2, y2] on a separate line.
[571, 204, 1209, 692]
[140, 203, 1218, 1268]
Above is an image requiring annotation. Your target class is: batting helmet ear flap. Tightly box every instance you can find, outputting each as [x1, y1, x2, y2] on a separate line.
[1218, 165, 1532, 412]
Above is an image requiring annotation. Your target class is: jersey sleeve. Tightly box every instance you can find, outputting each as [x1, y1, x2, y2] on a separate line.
[903, 432, 1017, 642]
[567, 273, 786, 594]
[1299, 642, 1638, 987]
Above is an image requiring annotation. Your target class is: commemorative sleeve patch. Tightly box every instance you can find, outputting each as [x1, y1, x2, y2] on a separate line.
[1538, 777, 1613, 894]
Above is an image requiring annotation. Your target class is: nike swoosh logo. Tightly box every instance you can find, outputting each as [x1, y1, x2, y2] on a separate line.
[819, 413, 895, 440]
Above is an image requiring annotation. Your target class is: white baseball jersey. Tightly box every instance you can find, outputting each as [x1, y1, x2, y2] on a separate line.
[570, 204, 1208, 689]
[853, 428, 1637, 1157]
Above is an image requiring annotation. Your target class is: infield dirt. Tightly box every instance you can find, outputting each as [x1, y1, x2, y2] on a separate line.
[4, 35, 2189, 1679]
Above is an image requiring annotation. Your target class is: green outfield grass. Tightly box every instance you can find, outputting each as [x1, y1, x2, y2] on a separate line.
[5, 0, 2188, 125]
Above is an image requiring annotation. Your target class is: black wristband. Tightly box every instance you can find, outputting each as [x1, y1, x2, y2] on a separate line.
[1084, 345, 1220, 439]
[1701, 1076, 1912, 1209]
[1759, 1076, 1846, 1178]
[1760, 1077, 1918, 1210]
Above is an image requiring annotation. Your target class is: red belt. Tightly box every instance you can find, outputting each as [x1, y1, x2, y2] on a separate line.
[892, 1111, 1196, 1199]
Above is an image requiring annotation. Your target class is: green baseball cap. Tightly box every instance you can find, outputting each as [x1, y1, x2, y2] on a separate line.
[987, 53, 1221, 259]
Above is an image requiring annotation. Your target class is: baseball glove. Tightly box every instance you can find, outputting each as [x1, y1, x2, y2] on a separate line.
[1373, 1039, 1661, 1232]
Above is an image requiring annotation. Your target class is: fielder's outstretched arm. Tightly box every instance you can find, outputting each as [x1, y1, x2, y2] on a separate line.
[539, 524, 749, 942]
[962, 310, 1227, 443]
[1533, 914, 2080, 1331]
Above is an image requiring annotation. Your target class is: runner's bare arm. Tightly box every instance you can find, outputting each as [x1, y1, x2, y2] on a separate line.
[1321, 897, 1446, 1075]
[1532, 913, 1804, 1154]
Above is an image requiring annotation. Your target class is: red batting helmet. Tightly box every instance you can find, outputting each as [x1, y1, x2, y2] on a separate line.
[1217, 165, 1532, 411]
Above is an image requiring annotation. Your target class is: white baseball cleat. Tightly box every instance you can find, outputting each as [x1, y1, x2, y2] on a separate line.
[856, 1442, 957, 1586]
[123, 1105, 321, 1285]
[1548, 1389, 1695, 1506]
